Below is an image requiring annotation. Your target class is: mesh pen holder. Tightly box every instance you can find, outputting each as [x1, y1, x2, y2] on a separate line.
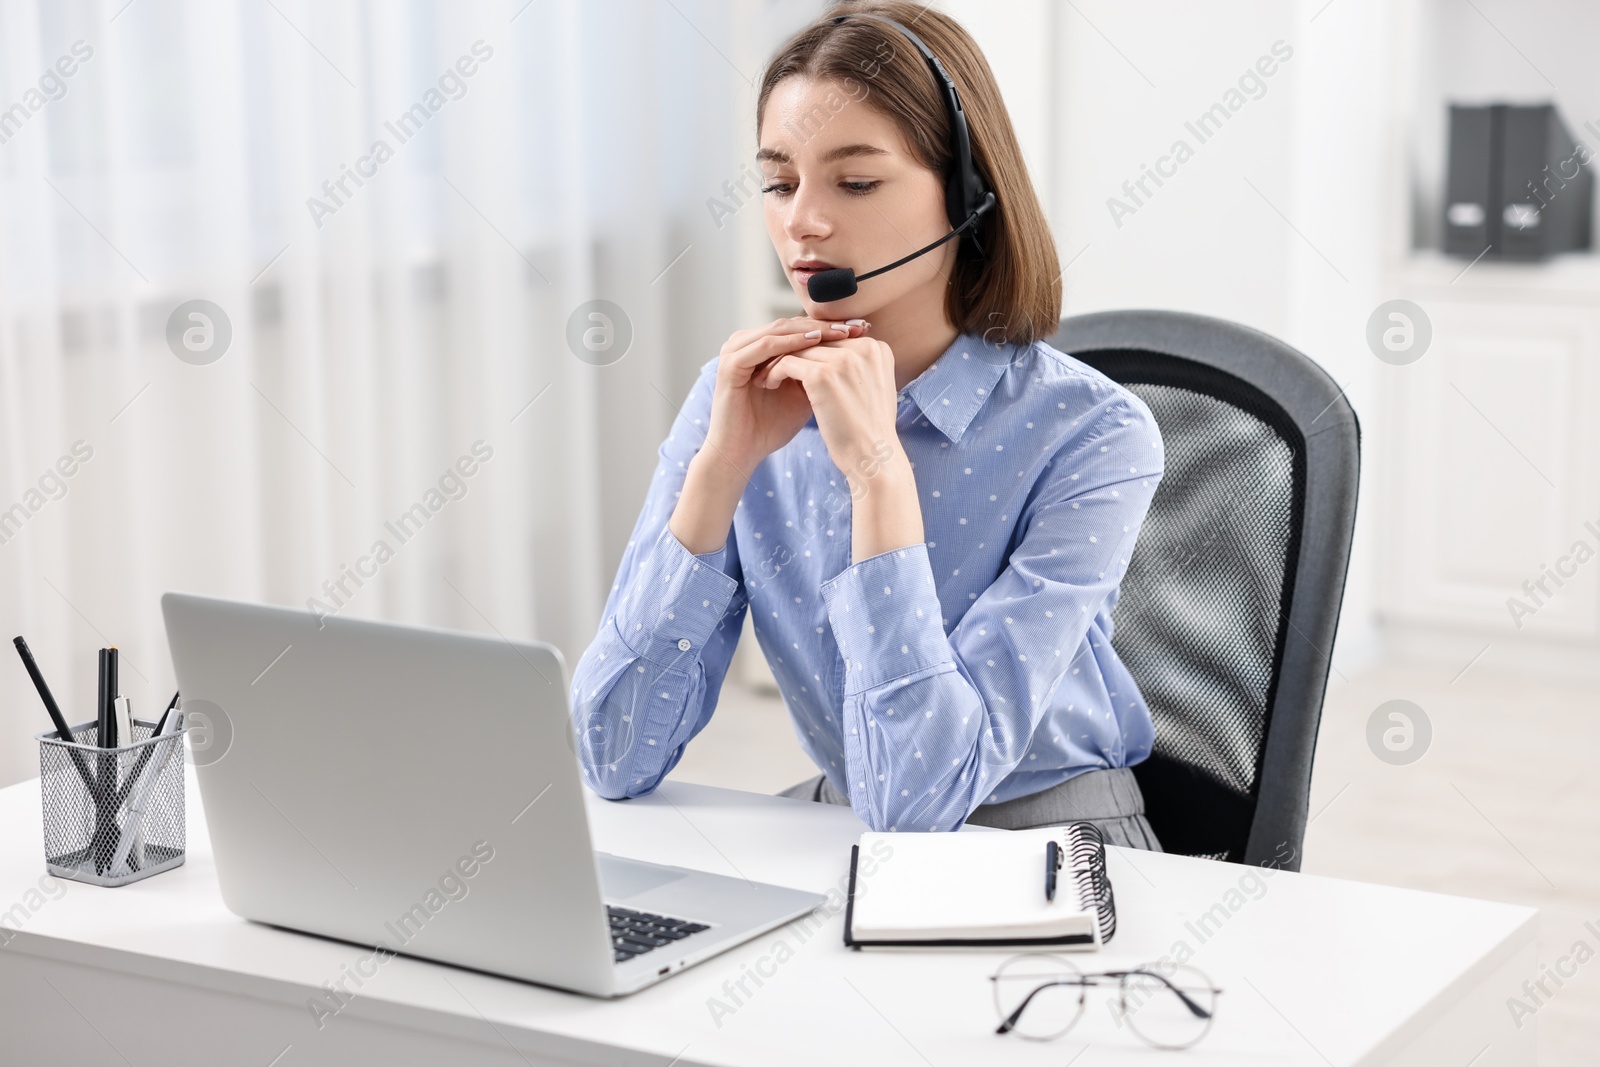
[37, 718, 187, 887]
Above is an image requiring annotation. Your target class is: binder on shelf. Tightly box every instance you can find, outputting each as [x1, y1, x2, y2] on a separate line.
[1444, 102, 1594, 260]
[842, 822, 1116, 950]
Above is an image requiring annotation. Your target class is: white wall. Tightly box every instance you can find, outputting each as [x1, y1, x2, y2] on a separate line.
[1040, 0, 1388, 673]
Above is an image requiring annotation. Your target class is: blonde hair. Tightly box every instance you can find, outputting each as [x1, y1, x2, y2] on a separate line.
[757, 0, 1062, 345]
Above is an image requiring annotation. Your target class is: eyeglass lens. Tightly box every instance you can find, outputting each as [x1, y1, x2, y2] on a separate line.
[1116, 964, 1218, 1049]
[992, 954, 1219, 1049]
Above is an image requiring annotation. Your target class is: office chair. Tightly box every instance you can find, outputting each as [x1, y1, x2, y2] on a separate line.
[1048, 310, 1360, 870]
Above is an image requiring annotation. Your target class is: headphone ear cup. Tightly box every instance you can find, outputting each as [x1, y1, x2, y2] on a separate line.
[951, 171, 993, 261]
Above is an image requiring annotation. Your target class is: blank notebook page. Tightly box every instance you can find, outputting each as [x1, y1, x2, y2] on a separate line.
[852, 826, 1097, 941]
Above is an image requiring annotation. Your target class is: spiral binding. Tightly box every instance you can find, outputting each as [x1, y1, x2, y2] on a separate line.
[1063, 821, 1117, 943]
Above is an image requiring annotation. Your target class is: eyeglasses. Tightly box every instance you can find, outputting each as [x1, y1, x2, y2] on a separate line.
[988, 953, 1224, 1050]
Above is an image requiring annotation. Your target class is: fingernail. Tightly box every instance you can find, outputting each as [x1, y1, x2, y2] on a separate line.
[830, 322, 850, 332]
[804, 329, 821, 338]
[846, 318, 866, 326]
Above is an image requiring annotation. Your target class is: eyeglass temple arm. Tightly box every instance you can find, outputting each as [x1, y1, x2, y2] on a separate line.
[1111, 969, 1216, 1019]
[994, 978, 1085, 1034]
[994, 970, 1218, 1035]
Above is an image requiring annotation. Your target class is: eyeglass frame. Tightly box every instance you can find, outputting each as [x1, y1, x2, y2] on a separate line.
[988, 953, 1225, 1049]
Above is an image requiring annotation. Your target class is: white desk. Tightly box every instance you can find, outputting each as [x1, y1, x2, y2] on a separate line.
[0, 769, 1535, 1066]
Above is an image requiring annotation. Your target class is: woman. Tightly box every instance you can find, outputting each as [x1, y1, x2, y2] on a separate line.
[569, 1, 1165, 848]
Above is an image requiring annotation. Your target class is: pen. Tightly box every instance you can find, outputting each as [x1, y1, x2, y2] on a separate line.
[107, 709, 185, 878]
[1045, 839, 1061, 902]
[13, 636, 96, 792]
[104, 647, 119, 748]
[153, 690, 179, 735]
[113, 695, 133, 752]
[92, 648, 113, 873]
[15, 636, 77, 742]
[96, 648, 107, 742]
[114, 692, 176, 873]
[113, 692, 180, 811]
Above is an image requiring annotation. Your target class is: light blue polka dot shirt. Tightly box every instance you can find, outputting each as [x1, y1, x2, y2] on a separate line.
[570, 331, 1166, 832]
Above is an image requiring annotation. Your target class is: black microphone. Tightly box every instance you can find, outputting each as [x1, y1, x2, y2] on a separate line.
[805, 192, 996, 303]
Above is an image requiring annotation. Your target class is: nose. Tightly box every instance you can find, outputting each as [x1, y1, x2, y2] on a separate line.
[782, 175, 833, 245]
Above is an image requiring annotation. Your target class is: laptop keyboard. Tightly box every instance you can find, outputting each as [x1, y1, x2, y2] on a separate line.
[608, 905, 710, 963]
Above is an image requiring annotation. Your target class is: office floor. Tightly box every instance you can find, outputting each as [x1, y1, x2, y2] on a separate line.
[672, 661, 1600, 1067]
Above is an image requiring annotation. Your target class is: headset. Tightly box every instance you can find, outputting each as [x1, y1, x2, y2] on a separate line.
[802, 11, 998, 303]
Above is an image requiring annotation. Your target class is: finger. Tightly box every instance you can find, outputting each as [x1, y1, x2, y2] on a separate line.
[797, 338, 881, 365]
[722, 330, 827, 383]
[723, 318, 799, 352]
[774, 316, 874, 345]
[763, 352, 826, 390]
[733, 316, 863, 347]
[723, 323, 865, 381]
[768, 319, 859, 345]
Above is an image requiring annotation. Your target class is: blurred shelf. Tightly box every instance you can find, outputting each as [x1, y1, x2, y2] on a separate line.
[1391, 251, 1600, 302]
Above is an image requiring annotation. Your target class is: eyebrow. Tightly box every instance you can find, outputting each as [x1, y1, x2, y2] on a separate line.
[755, 143, 891, 166]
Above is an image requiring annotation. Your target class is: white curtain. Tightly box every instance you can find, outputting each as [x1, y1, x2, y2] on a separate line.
[0, 0, 755, 786]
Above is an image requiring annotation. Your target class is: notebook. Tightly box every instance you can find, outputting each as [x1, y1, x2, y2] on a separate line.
[842, 822, 1117, 950]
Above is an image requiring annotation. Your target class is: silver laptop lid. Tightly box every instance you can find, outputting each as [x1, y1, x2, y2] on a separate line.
[161, 591, 617, 996]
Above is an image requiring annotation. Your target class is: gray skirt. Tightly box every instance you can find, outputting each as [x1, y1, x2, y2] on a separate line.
[777, 767, 1163, 851]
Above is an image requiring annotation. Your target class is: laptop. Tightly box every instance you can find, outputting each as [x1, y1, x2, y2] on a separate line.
[161, 591, 825, 997]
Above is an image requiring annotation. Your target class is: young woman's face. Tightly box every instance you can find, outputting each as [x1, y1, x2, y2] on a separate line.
[759, 76, 956, 320]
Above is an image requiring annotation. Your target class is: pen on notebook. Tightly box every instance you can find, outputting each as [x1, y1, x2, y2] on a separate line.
[1045, 839, 1061, 902]
[13, 636, 96, 792]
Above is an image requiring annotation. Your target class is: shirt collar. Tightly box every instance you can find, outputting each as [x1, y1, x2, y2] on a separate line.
[898, 332, 1013, 444]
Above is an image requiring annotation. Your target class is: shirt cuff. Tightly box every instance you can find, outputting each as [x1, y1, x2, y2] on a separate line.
[820, 543, 951, 695]
[613, 525, 741, 665]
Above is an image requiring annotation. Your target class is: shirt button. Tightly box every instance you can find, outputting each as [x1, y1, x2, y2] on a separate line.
[677, 638, 692, 651]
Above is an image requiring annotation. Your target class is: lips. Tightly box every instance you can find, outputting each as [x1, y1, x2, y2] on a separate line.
[791, 260, 840, 285]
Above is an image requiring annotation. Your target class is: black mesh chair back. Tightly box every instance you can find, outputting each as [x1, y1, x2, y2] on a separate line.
[1048, 311, 1360, 869]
